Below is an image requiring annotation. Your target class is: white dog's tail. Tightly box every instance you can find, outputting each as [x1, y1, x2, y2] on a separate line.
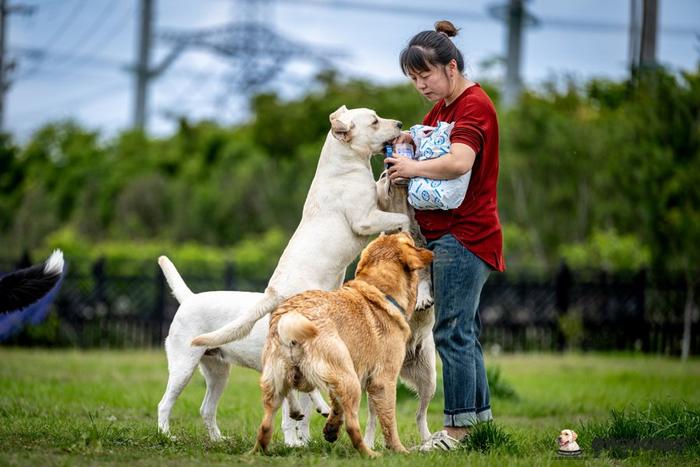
[157, 256, 193, 304]
[278, 312, 318, 346]
[191, 289, 282, 347]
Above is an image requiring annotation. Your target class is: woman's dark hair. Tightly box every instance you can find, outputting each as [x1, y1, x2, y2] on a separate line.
[400, 20, 464, 75]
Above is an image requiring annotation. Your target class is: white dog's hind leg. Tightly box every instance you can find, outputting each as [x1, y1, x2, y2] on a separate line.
[158, 339, 205, 439]
[281, 392, 313, 447]
[363, 397, 378, 448]
[199, 354, 231, 441]
[284, 392, 304, 420]
[309, 389, 330, 417]
[401, 335, 437, 442]
[415, 372, 435, 442]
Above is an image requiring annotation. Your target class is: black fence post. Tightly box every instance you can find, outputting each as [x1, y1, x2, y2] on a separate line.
[91, 257, 107, 348]
[635, 268, 648, 351]
[554, 260, 572, 351]
[92, 257, 107, 306]
[224, 262, 236, 290]
[154, 265, 166, 345]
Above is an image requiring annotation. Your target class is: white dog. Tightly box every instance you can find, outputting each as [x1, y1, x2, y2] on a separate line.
[191, 106, 409, 347]
[156, 257, 330, 445]
[558, 429, 581, 453]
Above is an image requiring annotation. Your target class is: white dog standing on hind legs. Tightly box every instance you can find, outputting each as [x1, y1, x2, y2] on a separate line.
[190, 105, 410, 350]
[156, 256, 330, 445]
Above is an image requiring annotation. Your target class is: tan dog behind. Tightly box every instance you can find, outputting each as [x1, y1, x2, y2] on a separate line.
[254, 232, 433, 457]
[370, 170, 436, 445]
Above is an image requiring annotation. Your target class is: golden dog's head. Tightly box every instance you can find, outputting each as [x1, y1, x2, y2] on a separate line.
[355, 232, 433, 317]
[329, 105, 403, 156]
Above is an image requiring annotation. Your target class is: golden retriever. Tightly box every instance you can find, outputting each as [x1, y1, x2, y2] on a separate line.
[254, 232, 433, 457]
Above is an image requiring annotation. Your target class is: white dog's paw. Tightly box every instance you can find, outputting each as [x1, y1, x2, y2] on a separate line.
[314, 398, 331, 418]
[158, 427, 177, 442]
[283, 428, 310, 447]
[415, 280, 434, 311]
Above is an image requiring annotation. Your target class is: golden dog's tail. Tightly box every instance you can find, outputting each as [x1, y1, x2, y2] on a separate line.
[191, 290, 281, 347]
[158, 256, 193, 304]
[277, 312, 318, 346]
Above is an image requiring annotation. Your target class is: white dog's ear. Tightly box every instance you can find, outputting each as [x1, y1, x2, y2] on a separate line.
[329, 105, 348, 122]
[572, 431, 577, 441]
[331, 118, 353, 143]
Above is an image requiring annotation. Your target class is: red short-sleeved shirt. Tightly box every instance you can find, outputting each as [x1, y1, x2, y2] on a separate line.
[415, 83, 505, 272]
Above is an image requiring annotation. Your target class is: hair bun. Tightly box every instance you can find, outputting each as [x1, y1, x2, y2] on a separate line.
[434, 20, 459, 38]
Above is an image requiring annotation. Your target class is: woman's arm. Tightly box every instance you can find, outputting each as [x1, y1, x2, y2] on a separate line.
[385, 142, 476, 181]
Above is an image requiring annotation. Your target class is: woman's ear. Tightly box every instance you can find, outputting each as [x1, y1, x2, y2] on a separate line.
[448, 59, 458, 77]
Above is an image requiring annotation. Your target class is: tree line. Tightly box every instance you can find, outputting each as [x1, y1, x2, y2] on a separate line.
[1, 67, 698, 290]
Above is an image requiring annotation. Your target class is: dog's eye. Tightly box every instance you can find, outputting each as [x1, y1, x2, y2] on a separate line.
[372, 118, 379, 125]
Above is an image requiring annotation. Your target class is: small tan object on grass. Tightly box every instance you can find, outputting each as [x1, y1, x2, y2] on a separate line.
[557, 428, 582, 456]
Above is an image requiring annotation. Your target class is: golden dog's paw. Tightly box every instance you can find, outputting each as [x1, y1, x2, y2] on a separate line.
[323, 423, 340, 443]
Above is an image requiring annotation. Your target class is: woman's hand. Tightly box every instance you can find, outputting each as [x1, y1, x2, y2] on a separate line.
[384, 156, 420, 182]
[391, 131, 414, 146]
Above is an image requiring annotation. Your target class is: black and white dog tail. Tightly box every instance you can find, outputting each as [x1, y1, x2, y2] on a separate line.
[0, 250, 64, 314]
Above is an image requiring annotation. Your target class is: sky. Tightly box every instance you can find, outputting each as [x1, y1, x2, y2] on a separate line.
[6, 0, 700, 139]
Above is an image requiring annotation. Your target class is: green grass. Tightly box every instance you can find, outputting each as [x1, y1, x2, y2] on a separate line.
[1, 349, 699, 466]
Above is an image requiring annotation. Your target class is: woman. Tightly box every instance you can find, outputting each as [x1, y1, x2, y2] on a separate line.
[386, 20, 505, 451]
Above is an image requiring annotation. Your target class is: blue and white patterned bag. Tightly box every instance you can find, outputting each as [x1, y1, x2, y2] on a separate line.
[407, 122, 471, 210]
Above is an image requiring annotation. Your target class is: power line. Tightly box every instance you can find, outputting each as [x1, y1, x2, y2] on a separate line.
[59, 1, 133, 71]
[60, 0, 118, 61]
[18, 0, 86, 78]
[13, 79, 128, 120]
[11, 45, 242, 82]
[244, 0, 488, 23]
[2, 0, 36, 132]
[272, 0, 697, 36]
[33, 0, 85, 47]
[12, 45, 129, 70]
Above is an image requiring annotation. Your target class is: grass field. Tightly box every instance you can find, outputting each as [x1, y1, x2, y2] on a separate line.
[1, 348, 699, 466]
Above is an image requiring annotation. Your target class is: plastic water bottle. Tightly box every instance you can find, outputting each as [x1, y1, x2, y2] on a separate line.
[384, 144, 393, 171]
[391, 143, 414, 185]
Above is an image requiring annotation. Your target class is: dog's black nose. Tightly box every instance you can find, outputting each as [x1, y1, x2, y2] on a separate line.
[396, 121, 403, 129]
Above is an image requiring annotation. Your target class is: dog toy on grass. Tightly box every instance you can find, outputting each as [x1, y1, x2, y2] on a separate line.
[557, 428, 582, 456]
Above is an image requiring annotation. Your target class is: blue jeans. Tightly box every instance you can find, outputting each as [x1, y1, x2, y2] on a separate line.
[428, 233, 493, 427]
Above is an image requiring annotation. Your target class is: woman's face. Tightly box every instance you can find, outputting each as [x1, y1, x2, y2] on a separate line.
[407, 61, 456, 101]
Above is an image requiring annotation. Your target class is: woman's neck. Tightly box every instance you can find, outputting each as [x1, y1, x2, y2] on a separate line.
[444, 77, 474, 106]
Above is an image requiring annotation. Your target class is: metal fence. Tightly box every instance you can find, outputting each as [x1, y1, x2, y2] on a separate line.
[2, 258, 698, 355]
